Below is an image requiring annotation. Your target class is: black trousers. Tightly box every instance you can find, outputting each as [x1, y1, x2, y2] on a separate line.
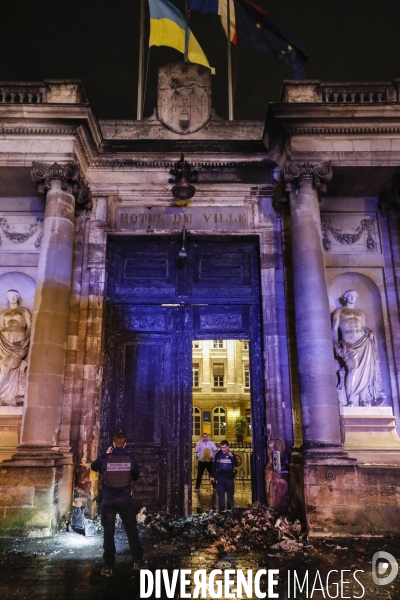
[216, 476, 235, 511]
[195, 461, 213, 488]
[101, 496, 142, 566]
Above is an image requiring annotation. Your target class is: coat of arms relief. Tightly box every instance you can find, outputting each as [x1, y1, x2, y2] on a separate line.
[158, 62, 212, 135]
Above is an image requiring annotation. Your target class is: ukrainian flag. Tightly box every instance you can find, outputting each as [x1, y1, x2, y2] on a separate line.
[149, 0, 215, 74]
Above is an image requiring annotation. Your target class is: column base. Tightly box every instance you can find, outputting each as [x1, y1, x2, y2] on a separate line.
[0, 446, 73, 537]
[302, 452, 400, 536]
[302, 443, 357, 465]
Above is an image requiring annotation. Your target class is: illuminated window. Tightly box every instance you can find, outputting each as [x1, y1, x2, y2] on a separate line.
[213, 406, 226, 436]
[192, 407, 201, 437]
[244, 365, 250, 388]
[192, 363, 199, 388]
[213, 363, 224, 387]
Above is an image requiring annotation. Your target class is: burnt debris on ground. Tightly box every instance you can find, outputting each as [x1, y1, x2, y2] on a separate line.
[138, 501, 306, 554]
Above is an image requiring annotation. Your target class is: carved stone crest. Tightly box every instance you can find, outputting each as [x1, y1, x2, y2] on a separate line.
[157, 62, 211, 135]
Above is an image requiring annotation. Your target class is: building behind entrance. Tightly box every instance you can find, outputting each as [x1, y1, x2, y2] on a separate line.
[1, 77, 400, 536]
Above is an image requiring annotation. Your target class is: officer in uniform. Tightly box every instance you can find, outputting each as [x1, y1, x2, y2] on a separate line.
[91, 432, 144, 577]
[210, 440, 238, 512]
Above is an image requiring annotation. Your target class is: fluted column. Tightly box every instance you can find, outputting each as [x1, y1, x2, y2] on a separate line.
[17, 163, 89, 455]
[283, 162, 341, 449]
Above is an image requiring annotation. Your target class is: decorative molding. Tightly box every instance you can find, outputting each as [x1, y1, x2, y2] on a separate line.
[76, 127, 94, 168]
[286, 126, 400, 136]
[2, 127, 77, 136]
[89, 158, 268, 170]
[251, 185, 274, 198]
[321, 217, 377, 252]
[31, 162, 92, 214]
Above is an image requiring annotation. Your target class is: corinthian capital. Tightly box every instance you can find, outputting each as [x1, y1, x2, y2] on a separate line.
[283, 161, 333, 194]
[31, 162, 92, 214]
[31, 162, 80, 194]
[273, 161, 333, 212]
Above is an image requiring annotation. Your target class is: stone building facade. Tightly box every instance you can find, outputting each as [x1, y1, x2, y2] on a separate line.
[0, 77, 400, 537]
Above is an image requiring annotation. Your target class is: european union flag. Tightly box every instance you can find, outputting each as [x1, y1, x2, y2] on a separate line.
[233, 0, 308, 79]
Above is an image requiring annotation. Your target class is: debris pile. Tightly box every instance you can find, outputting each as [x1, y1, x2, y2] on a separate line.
[138, 502, 307, 554]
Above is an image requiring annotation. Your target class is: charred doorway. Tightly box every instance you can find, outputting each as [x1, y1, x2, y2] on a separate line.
[101, 235, 265, 515]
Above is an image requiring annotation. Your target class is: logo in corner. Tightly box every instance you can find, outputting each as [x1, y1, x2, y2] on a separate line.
[372, 551, 398, 585]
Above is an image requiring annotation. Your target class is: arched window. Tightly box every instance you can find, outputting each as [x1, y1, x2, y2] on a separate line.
[212, 406, 226, 437]
[192, 407, 201, 437]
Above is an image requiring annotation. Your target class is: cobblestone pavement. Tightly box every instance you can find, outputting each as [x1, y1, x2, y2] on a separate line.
[1, 522, 400, 599]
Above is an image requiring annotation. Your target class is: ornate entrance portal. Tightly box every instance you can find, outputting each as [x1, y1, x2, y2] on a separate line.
[102, 235, 265, 515]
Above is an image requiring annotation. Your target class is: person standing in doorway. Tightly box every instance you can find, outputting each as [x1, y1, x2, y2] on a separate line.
[211, 440, 238, 512]
[91, 432, 144, 577]
[194, 432, 218, 491]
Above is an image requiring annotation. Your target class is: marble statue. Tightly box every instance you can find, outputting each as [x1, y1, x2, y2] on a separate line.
[0, 290, 32, 405]
[332, 290, 386, 406]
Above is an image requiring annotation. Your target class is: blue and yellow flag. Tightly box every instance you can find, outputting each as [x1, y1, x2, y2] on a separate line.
[149, 0, 215, 74]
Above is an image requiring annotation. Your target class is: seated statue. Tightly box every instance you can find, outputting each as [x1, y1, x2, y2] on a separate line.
[332, 290, 386, 407]
[0, 289, 32, 405]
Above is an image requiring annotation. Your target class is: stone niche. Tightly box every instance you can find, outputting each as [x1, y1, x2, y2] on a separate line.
[328, 270, 392, 408]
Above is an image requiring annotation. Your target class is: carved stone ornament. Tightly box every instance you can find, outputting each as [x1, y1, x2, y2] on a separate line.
[321, 217, 377, 252]
[31, 162, 92, 214]
[157, 62, 212, 135]
[0, 217, 43, 248]
[273, 161, 333, 211]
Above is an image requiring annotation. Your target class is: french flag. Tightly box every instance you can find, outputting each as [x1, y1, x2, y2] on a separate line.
[190, 0, 236, 43]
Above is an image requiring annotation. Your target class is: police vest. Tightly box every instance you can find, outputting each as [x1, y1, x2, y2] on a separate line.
[104, 453, 132, 488]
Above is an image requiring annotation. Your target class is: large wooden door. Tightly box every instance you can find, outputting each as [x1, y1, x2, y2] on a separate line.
[102, 235, 265, 514]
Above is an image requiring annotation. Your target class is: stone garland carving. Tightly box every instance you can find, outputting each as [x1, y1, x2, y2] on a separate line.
[0, 217, 43, 248]
[0, 290, 32, 406]
[31, 162, 93, 215]
[321, 217, 377, 252]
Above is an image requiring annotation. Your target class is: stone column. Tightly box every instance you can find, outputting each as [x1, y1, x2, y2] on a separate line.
[0, 163, 92, 536]
[282, 162, 342, 450]
[17, 163, 84, 456]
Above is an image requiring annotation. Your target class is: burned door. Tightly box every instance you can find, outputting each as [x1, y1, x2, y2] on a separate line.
[102, 235, 265, 515]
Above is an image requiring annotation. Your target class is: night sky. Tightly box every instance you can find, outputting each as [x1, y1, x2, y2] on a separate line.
[2, 0, 400, 121]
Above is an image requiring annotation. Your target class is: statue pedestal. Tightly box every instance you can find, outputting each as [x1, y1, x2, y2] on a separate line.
[0, 407, 23, 463]
[340, 406, 400, 464]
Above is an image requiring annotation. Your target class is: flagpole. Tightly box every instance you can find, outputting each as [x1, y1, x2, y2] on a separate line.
[137, 0, 145, 120]
[184, 0, 189, 61]
[227, 0, 234, 120]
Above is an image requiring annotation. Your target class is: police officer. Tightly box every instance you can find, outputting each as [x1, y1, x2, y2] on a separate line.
[91, 432, 144, 577]
[210, 440, 238, 512]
